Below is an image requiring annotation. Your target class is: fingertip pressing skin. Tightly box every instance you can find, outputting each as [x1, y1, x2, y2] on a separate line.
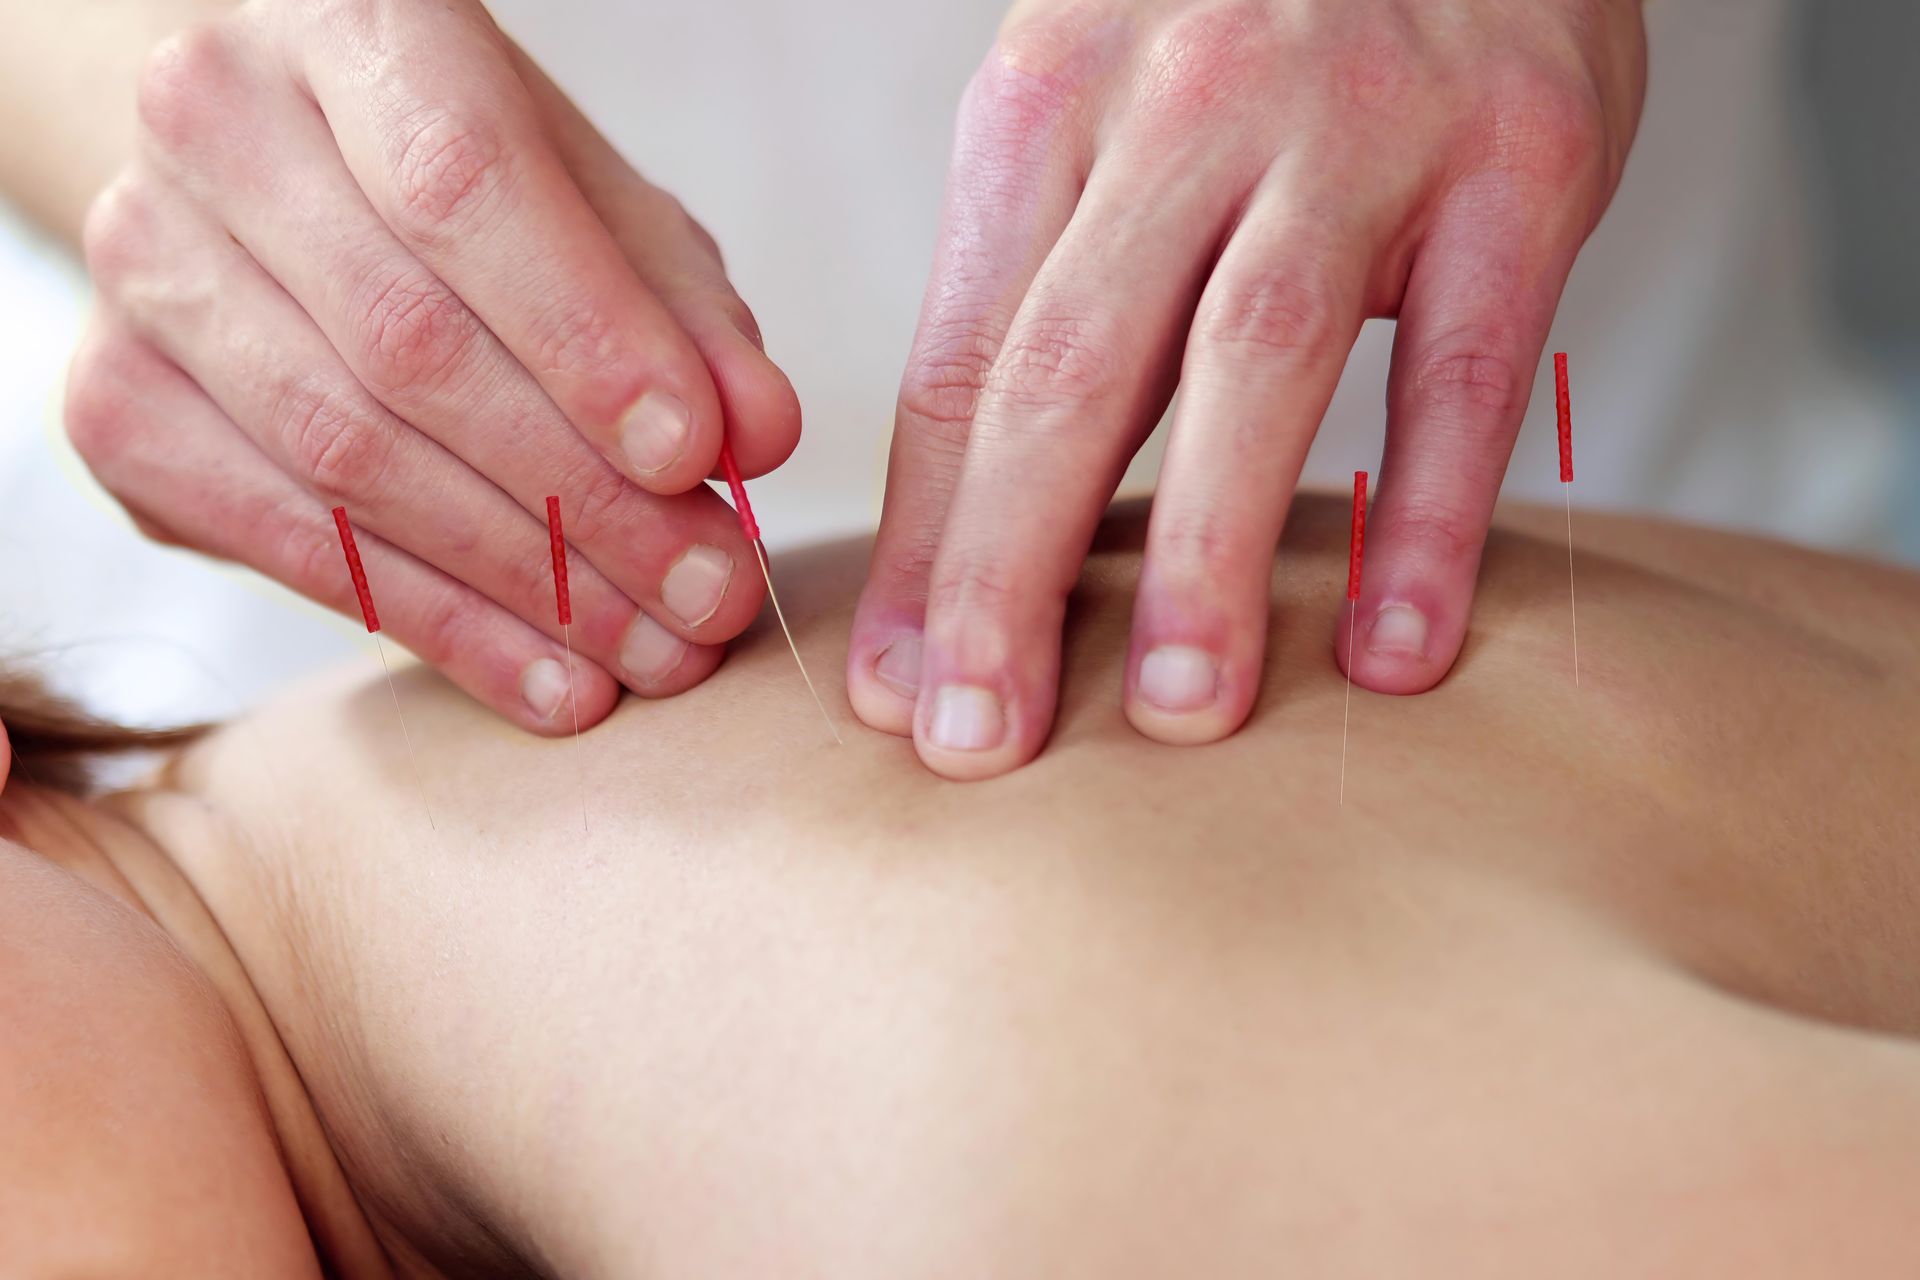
[910, 598, 1064, 781]
[1339, 585, 1460, 696]
[845, 613, 921, 737]
[1124, 642, 1252, 747]
[913, 681, 1032, 783]
[505, 643, 620, 736]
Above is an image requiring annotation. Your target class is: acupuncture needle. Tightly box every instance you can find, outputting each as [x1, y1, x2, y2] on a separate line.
[717, 442, 842, 744]
[1554, 352, 1581, 686]
[331, 507, 436, 831]
[545, 497, 589, 834]
[1340, 470, 1367, 807]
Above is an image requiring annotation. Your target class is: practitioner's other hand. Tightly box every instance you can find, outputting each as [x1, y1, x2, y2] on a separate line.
[851, 0, 1644, 780]
[66, 0, 800, 733]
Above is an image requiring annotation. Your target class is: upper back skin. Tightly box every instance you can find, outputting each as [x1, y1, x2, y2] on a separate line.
[133, 494, 1920, 1278]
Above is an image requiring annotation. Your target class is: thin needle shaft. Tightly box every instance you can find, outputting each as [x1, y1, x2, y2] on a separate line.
[1340, 601, 1355, 807]
[1564, 481, 1581, 686]
[752, 538, 842, 744]
[375, 634, 436, 831]
[562, 620, 588, 833]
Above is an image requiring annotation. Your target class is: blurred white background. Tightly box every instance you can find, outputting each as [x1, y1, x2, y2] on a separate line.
[1, 0, 1913, 724]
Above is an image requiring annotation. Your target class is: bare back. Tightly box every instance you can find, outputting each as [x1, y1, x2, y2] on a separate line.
[128, 494, 1920, 1277]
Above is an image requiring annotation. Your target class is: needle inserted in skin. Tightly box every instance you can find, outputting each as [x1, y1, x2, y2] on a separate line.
[374, 633, 435, 831]
[333, 507, 435, 831]
[547, 497, 589, 833]
[1340, 471, 1367, 807]
[1554, 353, 1582, 687]
[752, 538, 843, 744]
[718, 442, 842, 745]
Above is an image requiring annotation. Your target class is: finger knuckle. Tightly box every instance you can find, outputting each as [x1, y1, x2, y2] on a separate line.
[562, 465, 635, 550]
[524, 296, 648, 419]
[1406, 339, 1526, 422]
[351, 266, 483, 400]
[279, 379, 397, 498]
[63, 338, 148, 466]
[989, 309, 1124, 411]
[1197, 263, 1344, 363]
[897, 315, 1002, 437]
[1137, 1, 1270, 127]
[281, 505, 355, 600]
[872, 533, 943, 608]
[1480, 67, 1606, 186]
[388, 106, 513, 245]
[529, 296, 618, 379]
[965, 41, 1080, 160]
[1382, 493, 1482, 565]
[136, 23, 240, 156]
[80, 176, 160, 292]
[412, 590, 490, 671]
[930, 553, 1026, 620]
[1152, 504, 1239, 572]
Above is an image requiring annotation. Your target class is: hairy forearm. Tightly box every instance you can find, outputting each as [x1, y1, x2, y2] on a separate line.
[0, 0, 238, 247]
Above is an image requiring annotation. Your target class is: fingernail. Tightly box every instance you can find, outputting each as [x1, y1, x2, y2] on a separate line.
[928, 685, 1005, 753]
[620, 614, 690, 686]
[620, 390, 691, 476]
[732, 310, 765, 350]
[661, 544, 733, 627]
[1137, 645, 1219, 713]
[1368, 605, 1429, 658]
[873, 634, 922, 698]
[521, 657, 572, 722]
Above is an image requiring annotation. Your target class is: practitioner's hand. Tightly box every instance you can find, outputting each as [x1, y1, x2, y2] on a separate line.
[850, 0, 1645, 779]
[65, 0, 800, 733]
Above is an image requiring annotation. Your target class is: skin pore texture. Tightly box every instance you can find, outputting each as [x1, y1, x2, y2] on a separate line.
[3, 493, 1920, 1278]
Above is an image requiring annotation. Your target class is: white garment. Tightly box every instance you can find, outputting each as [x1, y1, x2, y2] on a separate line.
[0, 0, 1899, 723]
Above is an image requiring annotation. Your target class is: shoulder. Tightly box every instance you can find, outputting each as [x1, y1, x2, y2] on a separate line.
[0, 838, 322, 1277]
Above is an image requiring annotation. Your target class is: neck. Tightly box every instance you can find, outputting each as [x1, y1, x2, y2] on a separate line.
[0, 782, 401, 1280]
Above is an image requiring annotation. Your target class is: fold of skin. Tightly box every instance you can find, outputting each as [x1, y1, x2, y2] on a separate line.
[6, 493, 1920, 1278]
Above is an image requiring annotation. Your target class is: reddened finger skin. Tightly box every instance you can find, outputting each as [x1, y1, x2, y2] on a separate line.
[1354, 155, 1591, 697]
[284, 0, 730, 496]
[1122, 177, 1374, 749]
[64, 319, 632, 735]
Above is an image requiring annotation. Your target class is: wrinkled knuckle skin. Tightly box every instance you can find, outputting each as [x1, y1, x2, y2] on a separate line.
[871, 533, 942, 609]
[279, 380, 397, 499]
[929, 554, 1024, 622]
[1198, 266, 1343, 363]
[351, 268, 483, 401]
[136, 23, 242, 158]
[988, 311, 1124, 412]
[389, 107, 512, 246]
[1411, 345, 1526, 424]
[1152, 506, 1238, 575]
[1382, 497, 1483, 567]
[561, 466, 635, 552]
[898, 316, 1002, 439]
[528, 300, 631, 404]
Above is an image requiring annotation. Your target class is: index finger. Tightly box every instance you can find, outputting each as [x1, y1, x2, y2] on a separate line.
[284, 2, 726, 496]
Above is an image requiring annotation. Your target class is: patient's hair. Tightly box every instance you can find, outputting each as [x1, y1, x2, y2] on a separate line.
[0, 668, 203, 794]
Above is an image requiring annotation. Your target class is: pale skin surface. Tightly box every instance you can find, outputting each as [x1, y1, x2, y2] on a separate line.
[3, 496, 1920, 1277]
[1, 0, 1648, 779]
